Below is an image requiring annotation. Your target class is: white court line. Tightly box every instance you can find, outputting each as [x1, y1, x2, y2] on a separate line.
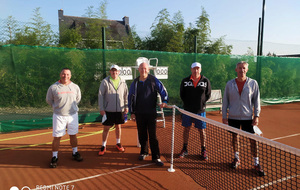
[249, 175, 299, 190]
[271, 133, 300, 141]
[215, 133, 300, 152]
[31, 163, 154, 190]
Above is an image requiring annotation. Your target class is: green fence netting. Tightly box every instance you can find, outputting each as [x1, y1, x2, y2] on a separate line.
[1, 45, 300, 132]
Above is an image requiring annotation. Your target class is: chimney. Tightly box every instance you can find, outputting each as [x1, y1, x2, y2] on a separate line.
[123, 16, 129, 26]
[58, 9, 64, 20]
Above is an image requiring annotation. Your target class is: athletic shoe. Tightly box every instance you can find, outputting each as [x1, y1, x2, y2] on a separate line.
[98, 146, 106, 156]
[50, 156, 58, 168]
[138, 154, 149, 161]
[179, 149, 188, 158]
[254, 164, 266, 177]
[152, 159, 164, 166]
[116, 143, 125, 152]
[200, 150, 208, 161]
[231, 158, 240, 169]
[72, 152, 83, 162]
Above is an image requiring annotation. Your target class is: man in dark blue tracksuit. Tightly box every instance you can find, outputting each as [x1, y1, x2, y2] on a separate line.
[128, 62, 168, 166]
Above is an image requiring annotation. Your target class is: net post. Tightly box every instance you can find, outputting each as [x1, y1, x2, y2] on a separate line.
[168, 105, 176, 172]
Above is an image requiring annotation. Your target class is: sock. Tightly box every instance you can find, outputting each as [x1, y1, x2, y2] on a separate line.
[201, 146, 206, 152]
[254, 157, 259, 166]
[116, 138, 121, 144]
[72, 147, 78, 154]
[234, 152, 239, 160]
[52, 151, 58, 158]
[183, 143, 188, 150]
[102, 141, 107, 147]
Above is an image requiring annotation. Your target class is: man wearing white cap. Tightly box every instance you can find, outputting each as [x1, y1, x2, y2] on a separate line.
[98, 65, 128, 156]
[179, 62, 211, 160]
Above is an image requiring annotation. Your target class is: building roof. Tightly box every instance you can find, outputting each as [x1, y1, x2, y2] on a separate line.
[58, 9, 130, 41]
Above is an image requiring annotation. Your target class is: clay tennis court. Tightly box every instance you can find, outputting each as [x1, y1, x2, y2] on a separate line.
[1, 102, 299, 190]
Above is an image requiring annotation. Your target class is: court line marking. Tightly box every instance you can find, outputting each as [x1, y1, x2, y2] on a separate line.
[0, 122, 101, 142]
[249, 175, 299, 190]
[270, 133, 300, 141]
[31, 163, 154, 190]
[215, 133, 300, 152]
[0, 131, 53, 142]
[0, 127, 115, 151]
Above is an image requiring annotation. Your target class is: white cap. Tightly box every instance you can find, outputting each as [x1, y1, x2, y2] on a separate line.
[136, 57, 149, 66]
[110, 65, 121, 71]
[191, 62, 201, 68]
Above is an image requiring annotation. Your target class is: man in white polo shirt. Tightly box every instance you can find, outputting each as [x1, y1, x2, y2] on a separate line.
[46, 68, 83, 168]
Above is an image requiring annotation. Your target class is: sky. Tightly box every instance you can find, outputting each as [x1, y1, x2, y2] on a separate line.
[1, 0, 300, 55]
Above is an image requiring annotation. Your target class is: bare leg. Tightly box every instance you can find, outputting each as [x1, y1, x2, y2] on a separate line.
[250, 139, 258, 157]
[115, 124, 121, 140]
[198, 128, 206, 147]
[52, 137, 61, 151]
[69, 135, 78, 148]
[232, 133, 239, 153]
[102, 125, 111, 144]
[183, 126, 191, 144]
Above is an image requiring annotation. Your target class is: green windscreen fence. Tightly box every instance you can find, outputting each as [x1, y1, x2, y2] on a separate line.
[0, 45, 300, 132]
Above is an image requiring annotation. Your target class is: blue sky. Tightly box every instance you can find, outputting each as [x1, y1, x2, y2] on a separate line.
[1, 0, 300, 54]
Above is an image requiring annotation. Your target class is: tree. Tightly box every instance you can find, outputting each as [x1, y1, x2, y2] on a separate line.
[58, 27, 83, 48]
[3, 16, 20, 44]
[205, 36, 232, 55]
[183, 24, 199, 53]
[129, 25, 143, 49]
[245, 47, 254, 56]
[145, 8, 174, 51]
[80, 0, 112, 49]
[83, 6, 98, 18]
[140, 7, 232, 55]
[9, 7, 55, 46]
[83, 0, 107, 19]
[196, 7, 211, 53]
[30, 7, 55, 46]
[141, 9, 186, 52]
[166, 11, 185, 52]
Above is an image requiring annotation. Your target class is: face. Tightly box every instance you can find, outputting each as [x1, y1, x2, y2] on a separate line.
[235, 63, 249, 78]
[138, 62, 149, 78]
[60, 69, 71, 84]
[110, 68, 120, 79]
[191, 67, 201, 78]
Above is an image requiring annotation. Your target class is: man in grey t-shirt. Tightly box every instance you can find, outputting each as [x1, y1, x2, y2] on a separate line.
[46, 68, 83, 168]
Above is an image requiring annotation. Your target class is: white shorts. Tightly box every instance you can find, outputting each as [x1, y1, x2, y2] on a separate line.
[52, 113, 79, 137]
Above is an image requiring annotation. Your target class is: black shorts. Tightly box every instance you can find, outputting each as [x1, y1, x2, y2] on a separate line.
[228, 119, 254, 134]
[103, 112, 125, 126]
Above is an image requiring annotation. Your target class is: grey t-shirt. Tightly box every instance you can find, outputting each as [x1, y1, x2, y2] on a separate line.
[46, 81, 81, 116]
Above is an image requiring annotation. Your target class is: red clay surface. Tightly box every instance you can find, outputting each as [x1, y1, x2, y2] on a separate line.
[0, 102, 299, 190]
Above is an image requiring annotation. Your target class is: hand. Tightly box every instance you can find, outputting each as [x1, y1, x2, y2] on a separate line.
[252, 116, 259, 126]
[159, 103, 167, 108]
[100, 110, 105, 116]
[222, 118, 228, 124]
[131, 113, 136, 121]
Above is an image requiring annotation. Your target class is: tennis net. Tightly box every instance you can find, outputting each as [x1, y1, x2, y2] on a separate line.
[157, 106, 300, 190]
